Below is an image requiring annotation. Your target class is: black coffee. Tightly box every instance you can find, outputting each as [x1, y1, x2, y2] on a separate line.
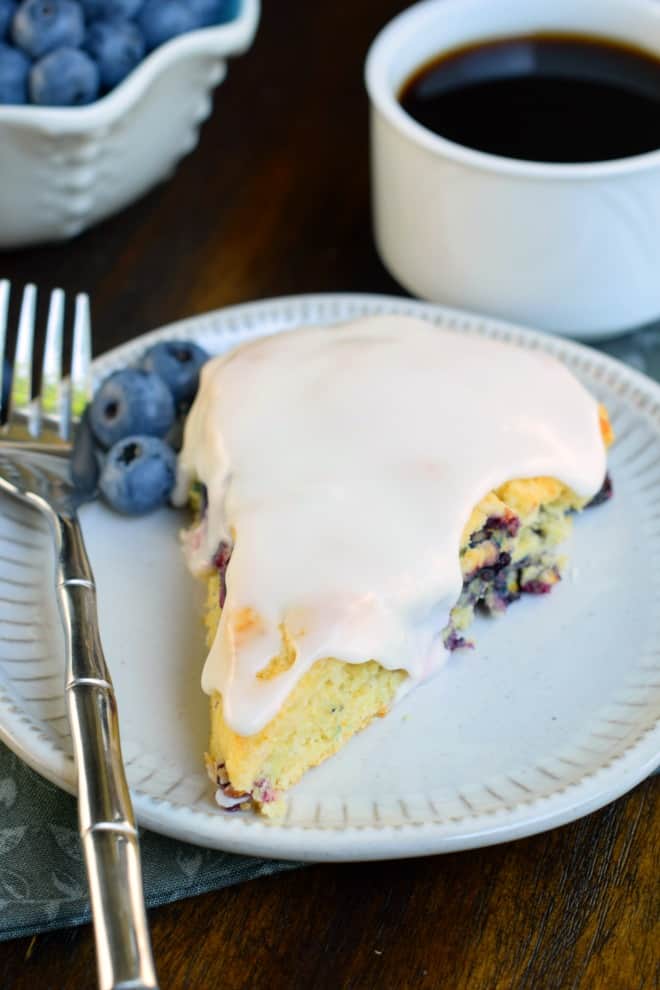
[399, 34, 660, 164]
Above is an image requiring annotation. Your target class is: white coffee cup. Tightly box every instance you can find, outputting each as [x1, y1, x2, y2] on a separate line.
[365, 0, 660, 339]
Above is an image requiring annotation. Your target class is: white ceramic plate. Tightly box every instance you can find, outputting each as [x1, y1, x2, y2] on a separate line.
[0, 294, 659, 862]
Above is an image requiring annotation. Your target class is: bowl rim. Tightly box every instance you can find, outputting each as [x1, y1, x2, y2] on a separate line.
[364, 0, 660, 182]
[0, 0, 260, 133]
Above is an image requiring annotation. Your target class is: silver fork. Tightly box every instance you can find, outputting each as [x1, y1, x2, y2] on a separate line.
[0, 282, 159, 990]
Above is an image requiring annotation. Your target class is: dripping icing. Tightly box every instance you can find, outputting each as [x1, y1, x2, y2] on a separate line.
[174, 316, 607, 735]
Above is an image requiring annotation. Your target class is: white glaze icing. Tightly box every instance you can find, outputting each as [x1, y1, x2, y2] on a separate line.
[174, 316, 607, 736]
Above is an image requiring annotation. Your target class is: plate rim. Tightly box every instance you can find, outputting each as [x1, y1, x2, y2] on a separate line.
[1, 291, 659, 862]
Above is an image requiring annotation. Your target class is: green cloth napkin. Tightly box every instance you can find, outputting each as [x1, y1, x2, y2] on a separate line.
[0, 744, 296, 942]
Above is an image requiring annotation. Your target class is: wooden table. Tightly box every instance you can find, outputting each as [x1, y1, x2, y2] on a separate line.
[0, 2, 658, 987]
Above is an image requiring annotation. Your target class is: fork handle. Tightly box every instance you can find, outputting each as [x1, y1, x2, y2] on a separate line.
[55, 513, 159, 990]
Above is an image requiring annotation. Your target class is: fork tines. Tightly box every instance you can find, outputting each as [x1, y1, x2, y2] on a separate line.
[0, 281, 92, 443]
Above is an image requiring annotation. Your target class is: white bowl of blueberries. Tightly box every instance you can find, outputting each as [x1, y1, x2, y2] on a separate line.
[0, 0, 259, 247]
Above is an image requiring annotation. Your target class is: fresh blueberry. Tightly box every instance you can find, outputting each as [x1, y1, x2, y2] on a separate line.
[100, 434, 176, 515]
[137, 0, 197, 51]
[30, 46, 100, 105]
[164, 415, 184, 452]
[85, 18, 144, 88]
[89, 368, 175, 448]
[80, 0, 143, 19]
[0, 2, 17, 39]
[12, 0, 84, 58]
[189, 0, 238, 28]
[0, 40, 28, 102]
[141, 340, 208, 404]
[70, 406, 100, 494]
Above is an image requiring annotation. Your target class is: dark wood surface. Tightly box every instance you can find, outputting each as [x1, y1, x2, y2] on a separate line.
[0, 2, 658, 988]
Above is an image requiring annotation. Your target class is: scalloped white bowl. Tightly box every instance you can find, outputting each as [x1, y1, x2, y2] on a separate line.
[0, 0, 260, 248]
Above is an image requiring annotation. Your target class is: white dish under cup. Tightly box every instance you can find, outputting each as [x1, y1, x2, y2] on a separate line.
[366, 0, 660, 339]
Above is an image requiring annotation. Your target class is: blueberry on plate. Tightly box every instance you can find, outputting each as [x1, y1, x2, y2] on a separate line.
[0, 40, 29, 103]
[141, 340, 208, 404]
[100, 434, 176, 515]
[164, 414, 185, 452]
[89, 368, 175, 448]
[80, 0, 144, 20]
[70, 406, 100, 494]
[12, 0, 84, 59]
[0, 2, 17, 40]
[137, 0, 197, 51]
[85, 18, 145, 89]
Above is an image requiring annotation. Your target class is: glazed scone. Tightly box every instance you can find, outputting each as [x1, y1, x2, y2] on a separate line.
[174, 316, 613, 816]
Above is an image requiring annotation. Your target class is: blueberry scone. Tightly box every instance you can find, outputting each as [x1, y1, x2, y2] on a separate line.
[174, 316, 613, 816]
